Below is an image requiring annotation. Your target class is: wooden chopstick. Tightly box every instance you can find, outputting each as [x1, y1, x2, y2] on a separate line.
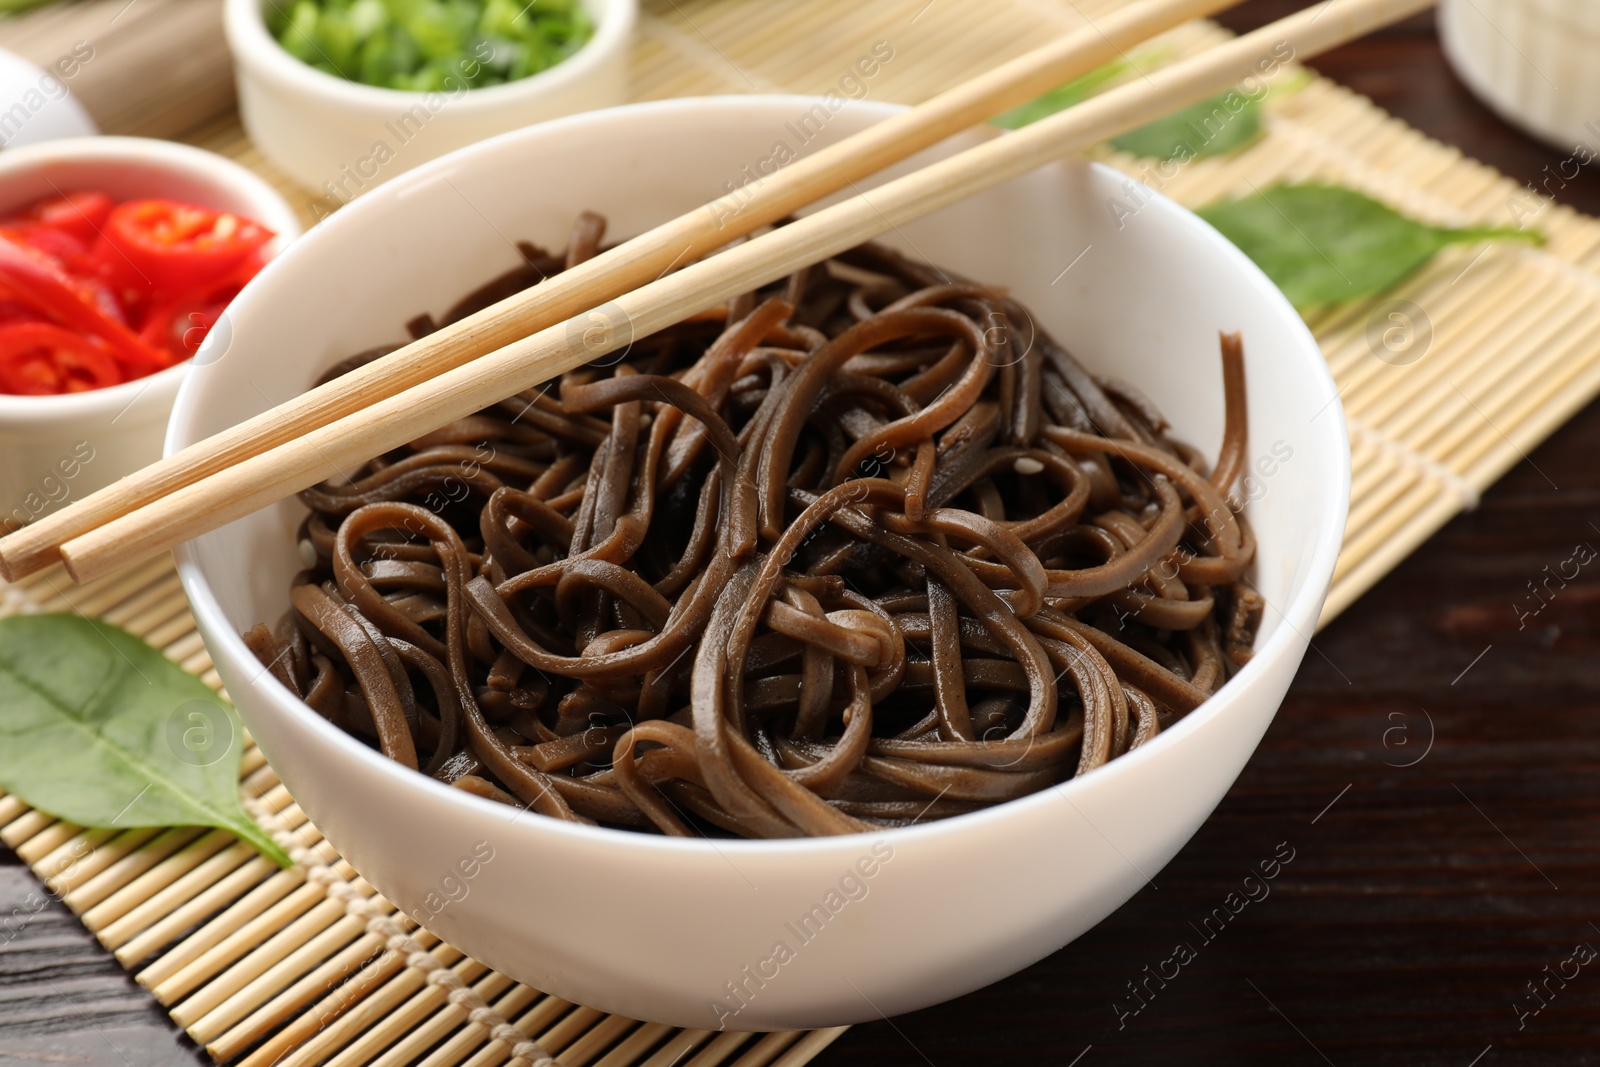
[54, 0, 1436, 583]
[0, 0, 1243, 581]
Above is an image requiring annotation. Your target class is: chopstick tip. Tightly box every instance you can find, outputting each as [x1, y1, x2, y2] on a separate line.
[0, 532, 60, 583]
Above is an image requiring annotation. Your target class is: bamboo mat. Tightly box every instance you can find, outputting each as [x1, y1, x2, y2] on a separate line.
[5, 0, 1600, 1064]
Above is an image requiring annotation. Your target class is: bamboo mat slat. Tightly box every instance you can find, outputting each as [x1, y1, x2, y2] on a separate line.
[4, 1, 1599, 1063]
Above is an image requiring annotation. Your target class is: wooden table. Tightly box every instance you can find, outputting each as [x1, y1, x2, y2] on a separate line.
[5, 4, 1600, 1064]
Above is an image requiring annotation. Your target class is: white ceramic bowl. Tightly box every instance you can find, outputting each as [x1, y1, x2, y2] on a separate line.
[171, 96, 1349, 1030]
[0, 46, 98, 148]
[0, 137, 299, 533]
[1440, 0, 1600, 153]
[225, 0, 635, 196]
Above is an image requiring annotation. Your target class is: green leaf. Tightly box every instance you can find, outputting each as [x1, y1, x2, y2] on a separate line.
[991, 58, 1132, 130]
[1111, 89, 1263, 161]
[1196, 183, 1545, 309]
[0, 614, 291, 867]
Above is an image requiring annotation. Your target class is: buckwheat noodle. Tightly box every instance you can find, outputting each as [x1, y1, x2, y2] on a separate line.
[245, 211, 1263, 839]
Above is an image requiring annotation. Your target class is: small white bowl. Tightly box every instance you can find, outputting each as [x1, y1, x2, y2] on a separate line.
[0, 46, 98, 148]
[172, 97, 1349, 1030]
[225, 0, 635, 196]
[0, 137, 300, 533]
[1440, 0, 1600, 152]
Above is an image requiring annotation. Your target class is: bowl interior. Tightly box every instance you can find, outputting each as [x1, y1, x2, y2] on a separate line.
[174, 97, 1341, 660]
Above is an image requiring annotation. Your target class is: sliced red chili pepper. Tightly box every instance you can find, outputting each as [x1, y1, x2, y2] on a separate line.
[221, 247, 269, 289]
[0, 234, 166, 377]
[0, 193, 275, 394]
[0, 322, 122, 395]
[7, 223, 93, 274]
[100, 199, 273, 299]
[135, 243, 266, 362]
[139, 286, 237, 362]
[0, 228, 128, 325]
[0, 191, 114, 245]
[0, 295, 48, 326]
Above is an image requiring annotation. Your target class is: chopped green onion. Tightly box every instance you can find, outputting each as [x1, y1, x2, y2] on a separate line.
[265, 0, 593, 91]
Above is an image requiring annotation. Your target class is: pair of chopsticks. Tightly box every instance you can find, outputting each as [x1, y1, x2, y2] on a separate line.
[0, 0, 1435, 585]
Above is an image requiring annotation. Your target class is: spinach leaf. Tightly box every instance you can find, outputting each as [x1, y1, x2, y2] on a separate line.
[1111, 89, 1263, 161]
[991, 58, 1132, 130]
[0, 614, 291, 867]
[1197, 183, 1543, 309]
[992, 59, 1265, 162]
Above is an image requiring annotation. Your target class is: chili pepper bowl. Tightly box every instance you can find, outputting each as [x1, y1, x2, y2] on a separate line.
[0, 136, 300, 535]
[173, 97, 1349, 1029]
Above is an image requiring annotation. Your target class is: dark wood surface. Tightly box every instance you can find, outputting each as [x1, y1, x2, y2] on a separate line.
[6, 4, 1600, 1065]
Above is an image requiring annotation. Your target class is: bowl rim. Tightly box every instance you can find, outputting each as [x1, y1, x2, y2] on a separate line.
[0, 135, 302, 421]
[224, 0, 637, 112]
[173, 93, 1351, 858]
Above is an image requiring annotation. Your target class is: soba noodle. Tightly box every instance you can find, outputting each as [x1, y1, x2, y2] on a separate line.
[244, 211, 1262, 839]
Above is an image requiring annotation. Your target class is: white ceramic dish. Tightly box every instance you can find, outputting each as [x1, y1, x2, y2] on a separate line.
[1440, 0, 1600, 153]
[0, 136, 299, 533]
[0, 46, 98, 148]
[171, 96, 1349, 1031]
[225, 0, 635, 195]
